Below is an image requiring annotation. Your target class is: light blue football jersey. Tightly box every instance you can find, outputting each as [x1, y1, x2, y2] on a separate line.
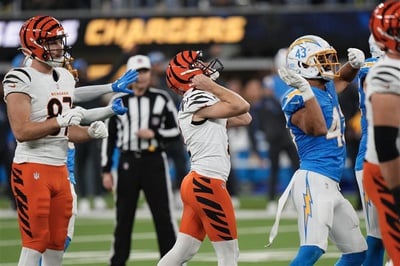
[281, 81, 346, 182]
[354, 57, 379, 171]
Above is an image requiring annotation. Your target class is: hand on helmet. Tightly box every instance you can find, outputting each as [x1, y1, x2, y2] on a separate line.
[278, 67, 314, 101]
[56, 107, 85, 128]
[111, 98, 128, 115]
[88, 121, 109, 139]
[111, 69, 138, 94]
[347, 48, 365, 69]
[191, 74, 214, 90]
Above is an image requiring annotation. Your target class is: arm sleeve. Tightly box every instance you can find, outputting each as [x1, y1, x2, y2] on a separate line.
[74, 84, 113, 103]
[101, 116, 118, 173]
[81, 105, 114, 125]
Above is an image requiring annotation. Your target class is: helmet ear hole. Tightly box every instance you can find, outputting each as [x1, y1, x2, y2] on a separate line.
[301, 62, 309, 69]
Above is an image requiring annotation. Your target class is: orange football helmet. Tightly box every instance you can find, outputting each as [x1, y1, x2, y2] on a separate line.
[369, 0, 400, 54]
[19, 15, 71, 67]
[166, 50, 223, 95]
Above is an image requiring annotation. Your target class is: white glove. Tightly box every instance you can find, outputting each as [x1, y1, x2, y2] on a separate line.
[56, 107, 84, 128]
[278, 67, 314, 101]
[347, 48, 365, 69]
[88, 121, 108, 139]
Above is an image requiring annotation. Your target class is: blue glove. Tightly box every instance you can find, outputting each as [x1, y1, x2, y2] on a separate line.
[111, 69, 138, 94]
[112, 98, 128, 115]
[67, 148, 76, 185]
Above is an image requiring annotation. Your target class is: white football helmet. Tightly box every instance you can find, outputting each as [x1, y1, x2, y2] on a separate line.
[368, 34, 384, 58]
[286, 35, 340, 80]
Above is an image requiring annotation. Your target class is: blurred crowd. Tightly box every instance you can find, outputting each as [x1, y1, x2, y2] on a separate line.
[0, 0, 380, 11]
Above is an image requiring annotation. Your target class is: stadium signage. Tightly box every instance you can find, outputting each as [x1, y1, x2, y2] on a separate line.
[0, 20, 80, 48]
[84, 17, 247, 49]
[0, 16, 246, 50]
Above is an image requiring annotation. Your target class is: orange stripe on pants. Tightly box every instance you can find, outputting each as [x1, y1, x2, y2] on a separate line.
[179, 171, 237, 242]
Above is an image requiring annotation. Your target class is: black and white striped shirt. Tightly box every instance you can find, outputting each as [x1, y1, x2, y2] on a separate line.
[102, 87, 180, 172]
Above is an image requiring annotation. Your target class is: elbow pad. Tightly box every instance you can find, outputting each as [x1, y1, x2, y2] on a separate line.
[374, 126, 399, 162]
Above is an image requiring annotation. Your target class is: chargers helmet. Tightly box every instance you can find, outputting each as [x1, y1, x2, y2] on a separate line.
[368, 34, 384, 58]
[286, 35, 340, 80]
[166, 50, 224, 95]
[369, 0, 400, 55]
[19, 15, 71, 68]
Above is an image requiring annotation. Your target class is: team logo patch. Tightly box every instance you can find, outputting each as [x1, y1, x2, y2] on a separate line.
[33, 172, 40, 180]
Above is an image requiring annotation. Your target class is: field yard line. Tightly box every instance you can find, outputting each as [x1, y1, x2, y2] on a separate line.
[0, 225, 299, 247]
[0, 249, 344, 266]
[63, 249, 343, 264]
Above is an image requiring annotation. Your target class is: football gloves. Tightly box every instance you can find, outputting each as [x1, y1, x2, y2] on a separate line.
[56, 107, 85, 128]
[111, 69, 138, 94]
[278, 67, 314, 101]
[88, 121, 108, 139]
[111, 98, 128, 115]
[347, 48, 365, 69]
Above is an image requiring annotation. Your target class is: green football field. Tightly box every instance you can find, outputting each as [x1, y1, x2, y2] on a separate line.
[0, 195, 362, 265]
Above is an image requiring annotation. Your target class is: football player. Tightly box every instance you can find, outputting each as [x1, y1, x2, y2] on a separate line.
[355, 34, 386, 266]
[268, 35, 367, 265]
[364, 1, 400, 265]
[157, 50, 252, 266]
[2, 15, 136, 266]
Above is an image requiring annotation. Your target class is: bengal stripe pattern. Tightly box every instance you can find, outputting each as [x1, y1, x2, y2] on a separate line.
[369, 64, 400, 87]
[166, 50, 203, 95]
[19, 15, 64, 60]
[3, 69, 31, 86]
[371, 173, 400, 253]
[12, 167, 33, 238]
[193, 176, 233, 240]
[369, 1, 400, 53]
[180, 89, 217, 115]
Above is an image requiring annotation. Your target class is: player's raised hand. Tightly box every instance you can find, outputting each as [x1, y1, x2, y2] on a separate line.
[111, 69, 138, 94]
[56, 107, 85, 127]
[191, 74, 214, 90]
[111, 98, 128, 115]
[88, 121, 108, 139]
[347, 48, 365, 69]
[278, 67, 314, 101]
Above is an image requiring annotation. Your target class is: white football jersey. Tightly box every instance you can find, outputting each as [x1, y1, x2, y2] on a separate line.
[3, 67, 76, 165]
[178, 89, 230, 181]
[365, 55, 400, 163]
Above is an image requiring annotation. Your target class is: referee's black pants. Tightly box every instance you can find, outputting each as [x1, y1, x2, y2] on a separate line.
[110, 150, 177, 266]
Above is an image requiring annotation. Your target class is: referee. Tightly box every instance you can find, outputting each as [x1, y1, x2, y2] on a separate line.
[101, 55, 180, 266]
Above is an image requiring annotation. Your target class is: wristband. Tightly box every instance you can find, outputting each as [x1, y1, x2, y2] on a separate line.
[301, 86, 315, 102]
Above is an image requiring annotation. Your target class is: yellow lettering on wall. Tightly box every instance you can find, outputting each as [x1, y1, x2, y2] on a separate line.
[225, 17, 247, 42]
[84, 16, 247, 47]
[121, 19, 146, 49]
[185, 17, 204, 43]
[145, 18, 168, 44]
